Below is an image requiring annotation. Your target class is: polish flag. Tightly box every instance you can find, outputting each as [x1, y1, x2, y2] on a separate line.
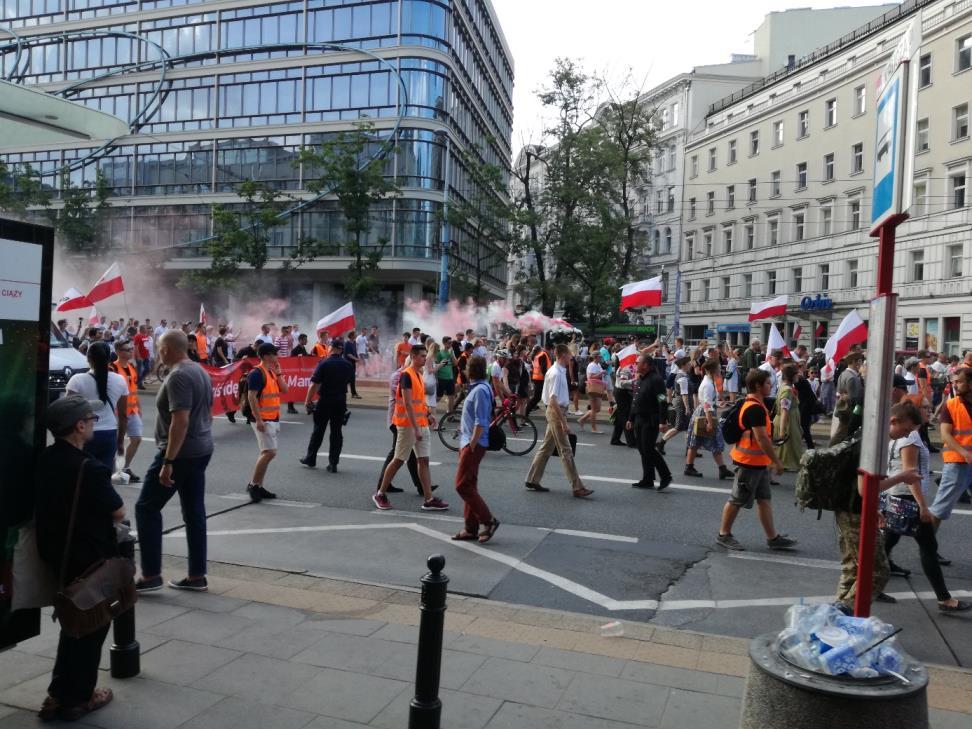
[792, 324, 802, 341]
[55, 287, 92, 312]
[316, 302, 355, 336]
[617, 343, 639, 368]
[88, 306, 99, 326]
[199, 303, 207, 325]
[767, 324, 791, 359]
[748, 295, 788, 322]
[815, 323, 827, 338]
[619, 277, 662, 311]
[824, 309, 868, 364]
[86, 262, 125, 304]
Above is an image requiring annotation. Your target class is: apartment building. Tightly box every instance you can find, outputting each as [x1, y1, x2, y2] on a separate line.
[680, 0, 972, 354]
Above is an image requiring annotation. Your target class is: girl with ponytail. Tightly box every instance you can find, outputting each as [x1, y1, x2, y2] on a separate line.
[65, 339, 129, 470]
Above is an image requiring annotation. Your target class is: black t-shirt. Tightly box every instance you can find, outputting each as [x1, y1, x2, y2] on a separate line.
[291, 344, 308, 357]
[35, 440, 122, 582]
[741, 399, 769, 430]
[212, 337, 229, 366]
[310, 354, 354, 400]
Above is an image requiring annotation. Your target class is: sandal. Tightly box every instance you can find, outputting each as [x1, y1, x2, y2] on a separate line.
[478, 518, 500, 544]
[451, 530, 477, 541]
[58, 687, 113, 721]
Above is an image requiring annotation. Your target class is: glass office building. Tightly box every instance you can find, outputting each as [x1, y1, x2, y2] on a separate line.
[0, 0, 513, 309]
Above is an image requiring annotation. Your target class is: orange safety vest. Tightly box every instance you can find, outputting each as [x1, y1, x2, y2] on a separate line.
[391, 367, 428, 428]
[943, 397, 972, 464]
[109, 361, 140, 416]
[532, 351, 551, 382]
[255, 365, 281, 422]
[730, 396, 772, 467]
[311, 342, 327, 358]
[195, 333, 208, 361]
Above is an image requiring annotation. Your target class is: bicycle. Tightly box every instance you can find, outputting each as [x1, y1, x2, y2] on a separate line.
[437, 394, 538, 456]
[151, 361, 171, 384]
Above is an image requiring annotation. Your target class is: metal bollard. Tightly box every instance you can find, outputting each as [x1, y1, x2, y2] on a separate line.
[110, 521, 140, 678]
[408, 554, 448, 729]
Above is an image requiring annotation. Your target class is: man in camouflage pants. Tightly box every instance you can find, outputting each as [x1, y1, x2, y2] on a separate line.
[834, 510, 890, 612]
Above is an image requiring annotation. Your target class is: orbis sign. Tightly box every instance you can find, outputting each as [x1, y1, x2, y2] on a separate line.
[800, 294, 833, 311]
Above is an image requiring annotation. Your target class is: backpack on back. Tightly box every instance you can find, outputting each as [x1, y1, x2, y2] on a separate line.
[719, 398, 748, 444]
[794, 432, 862, 518]
[238, 367, 263, 424]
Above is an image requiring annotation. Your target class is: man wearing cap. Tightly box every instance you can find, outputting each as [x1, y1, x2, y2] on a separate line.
[830, 352, 865, 446]
[490, 349, 512, 401]
[35, 396, 124, 721]
[300, 340, 354, 473]
[246, 343, 288, 502]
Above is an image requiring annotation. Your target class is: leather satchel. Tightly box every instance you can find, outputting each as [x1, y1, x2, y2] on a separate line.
[54, 459, 137, 639]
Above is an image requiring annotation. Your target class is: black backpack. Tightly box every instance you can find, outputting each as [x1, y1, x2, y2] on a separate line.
[238, 367, 263, 424]
[719, 398, 748, 444]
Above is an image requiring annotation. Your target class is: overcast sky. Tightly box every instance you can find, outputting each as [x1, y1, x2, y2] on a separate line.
[489, 0, 895, 150]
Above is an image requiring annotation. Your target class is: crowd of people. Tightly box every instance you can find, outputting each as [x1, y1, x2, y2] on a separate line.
[31, 312, 972, 721]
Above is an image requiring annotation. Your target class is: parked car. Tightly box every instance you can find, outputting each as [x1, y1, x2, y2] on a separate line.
[48, 324, 87, 402]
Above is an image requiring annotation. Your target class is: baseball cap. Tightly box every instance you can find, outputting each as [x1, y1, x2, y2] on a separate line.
[46, 394, 95, 436]
[495, 349, 511, 359]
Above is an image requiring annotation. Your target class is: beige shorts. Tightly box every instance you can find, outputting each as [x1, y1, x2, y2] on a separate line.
[252, 420, 280, 452]
[393, 424, 431, 461]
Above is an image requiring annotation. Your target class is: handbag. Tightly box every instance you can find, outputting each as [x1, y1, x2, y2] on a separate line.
[487, 424, 506, 452]
[11, 520, 58, 610]
[587, 379, 606, 395]
[879, 492, 920, 536]
[53, 459, 137, 639]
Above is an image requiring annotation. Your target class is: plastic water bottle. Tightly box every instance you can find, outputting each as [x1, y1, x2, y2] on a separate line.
[600, 620, 624, 637]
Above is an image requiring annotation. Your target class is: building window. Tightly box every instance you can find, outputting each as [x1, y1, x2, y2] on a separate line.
[952, 172, 967, 209]
[798, 110, 809, 138]
[948, 244, 963, 278]
[750, 130, 760, 156]
[708, 147, 717, 171]
[793, 211, 805, 241]
[704, 231, 713, 256]
[958, 34, 971, 72]
[726, 185, 735, 209]
[667, 186, 675, 213]
[821, 206, 833, 235]
[825, 98, 837, 127]
[767, 270, 777, 295]
[916, 118, 929, 152]
[847, 259, 859, 288]
[664, 228, 673, 254]
[773, 120, 784, 147]
[744, 222, 755, 249]
[796, 162, 808, 190]
[849, 199, 861, 229]
[748, 178, 757, 203]
[854, 85, 866, 115]
[771, 170, 781, 197]
[768, 218, 779, 245]
[743, 273, 753, 298]
[653, 230, 661, 254]
[685, 233, 695, 260]
[672, 102, 680, 126]
[792, 267, 803, 291]
[728, 139, 737, 164]
[662, 272, 670, 302]
[657, 190, 665, 214]
[913, 178, 928, 215]
[703, 278, 710, 302]
[691, 155, 698, 177]
[823, 153, 835, 181]
[723, 225, 733, 253]
[689, 197, 697, 219]
[684, 280, 692, 303]
[918, 53, 931, 87]
[706, 191, 715, 215]
[668, 145, 677, 171]
[953, 104, 969, 140]
[851, 143, 864, 174]
[911, 250, 924, 282]
[722, 276, 731, 300]
[820, 263, 830, 290]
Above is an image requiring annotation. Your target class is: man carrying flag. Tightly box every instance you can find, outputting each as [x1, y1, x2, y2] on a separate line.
[610, 342, 640, 447]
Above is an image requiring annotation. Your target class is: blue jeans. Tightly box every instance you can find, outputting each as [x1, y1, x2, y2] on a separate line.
[84, 429, 116, 471]
[137, 359, 151, 385]
[135, 450, 211, 578]
[929, 462, 972, 521]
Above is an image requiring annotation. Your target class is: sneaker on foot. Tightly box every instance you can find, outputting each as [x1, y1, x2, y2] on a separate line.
[135, 576, 163, 593]
[718, 466, 733, 481]
[421, 497, 449, 511]
[524, 482, 550, 492]
[255, 486, 277, 499]
[299, 457, 316, 468]
[684, 465, 703, 478]
[246, 483, 262, 503]
[875, 592, 897, 604]
[631, 481, 654, 489]
[168, 577, 208, 592]
[657, 475, 672, 491]
[767, 534, 797, 550]
[123, 468, 141, 483]
[372, 492, 392, 510]
[888, 561, 911, 578]
[716, 533, 744, 551]
[326, 464, 337, 473]
[226, 411, 237, 423]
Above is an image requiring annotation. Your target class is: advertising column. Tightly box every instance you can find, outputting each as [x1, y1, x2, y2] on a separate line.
[0, 219, 54, 649]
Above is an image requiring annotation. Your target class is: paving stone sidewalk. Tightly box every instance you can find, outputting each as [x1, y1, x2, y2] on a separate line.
[2, 557, 970, 729]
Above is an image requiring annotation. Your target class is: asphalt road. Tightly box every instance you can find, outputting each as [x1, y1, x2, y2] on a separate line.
[121, 393, 972, 668]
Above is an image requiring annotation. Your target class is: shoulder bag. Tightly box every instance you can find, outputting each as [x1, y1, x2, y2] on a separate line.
[53, 459, 137, 639]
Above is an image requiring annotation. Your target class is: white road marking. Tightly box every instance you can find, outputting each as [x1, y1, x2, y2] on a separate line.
[545, 528, 638, 544]
[218, 494, 319, 508]
[506, 436, 593, 447]
[372, 510, 465, 523]
[581, 475, 730, 495]
[168, 523, 402, 537]
[728, 552, 841, 570]
[658, 590, 972, 611]
[319, 452, 442, 466]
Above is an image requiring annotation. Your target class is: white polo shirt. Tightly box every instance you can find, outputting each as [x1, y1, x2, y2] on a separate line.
[541, 362, 569, 408]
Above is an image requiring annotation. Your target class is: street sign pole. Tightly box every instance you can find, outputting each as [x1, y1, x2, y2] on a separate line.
[853, 20, 919, 618]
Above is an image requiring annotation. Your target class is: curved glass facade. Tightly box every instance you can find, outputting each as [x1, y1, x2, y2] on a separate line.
[0, 0, 513, 294]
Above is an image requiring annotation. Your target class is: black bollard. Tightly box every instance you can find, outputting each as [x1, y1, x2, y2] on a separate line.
[110, 521, 140, 678]
[408, 554, 448, 729]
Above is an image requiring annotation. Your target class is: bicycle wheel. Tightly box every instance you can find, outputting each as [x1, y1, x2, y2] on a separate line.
[154, 363, 170, 383]
[436, 411, 462, 452]
[502, 414, 538, 456]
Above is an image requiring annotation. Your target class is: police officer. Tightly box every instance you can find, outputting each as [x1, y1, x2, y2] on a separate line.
[300, 340, 354, 473]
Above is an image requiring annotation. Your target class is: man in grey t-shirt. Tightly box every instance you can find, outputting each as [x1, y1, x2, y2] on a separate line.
[135, 330, 215, 593]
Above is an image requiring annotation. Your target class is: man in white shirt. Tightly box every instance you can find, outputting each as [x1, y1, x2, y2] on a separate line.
[524, 344, 594, 498]
[758, 349, 782, 399]
[154, 320, 168, 341]
[408, 327, 423, 346]
[256, 323, 274, 345]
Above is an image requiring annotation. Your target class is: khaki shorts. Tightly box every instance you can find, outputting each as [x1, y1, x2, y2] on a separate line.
[729, 464, 771, 509]
[394, 424, 431, 461]
[252, 420, 280, 452]
[125, 412, 143, 438]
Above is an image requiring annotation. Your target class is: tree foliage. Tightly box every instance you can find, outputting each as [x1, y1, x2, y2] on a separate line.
[54, 169, 112, 255]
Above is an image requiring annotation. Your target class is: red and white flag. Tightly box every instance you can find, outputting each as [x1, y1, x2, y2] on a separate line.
[619, 277, 662, 311]
[55, 287, 92, 312]
[86, 262, 125, 304]
[617, 343, 639, 368]
[87, 306, 99, 326]
[748, 295, 788, 322]
[814, 323, 827, 338]
[316, 302, 355, 336]
[824, 309, 868, 364]
[767, 324, 791, 359]
[792, 324, 802, 341]
[199, 303, 207, 325]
